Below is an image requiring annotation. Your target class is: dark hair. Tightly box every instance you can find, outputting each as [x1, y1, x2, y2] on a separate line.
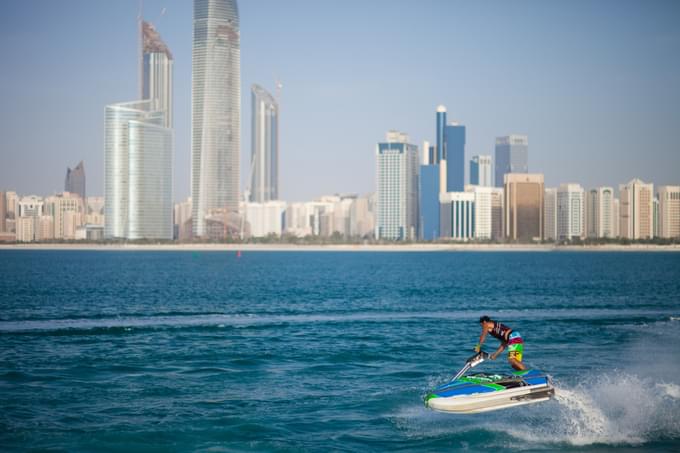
[479, 315, 491, 324]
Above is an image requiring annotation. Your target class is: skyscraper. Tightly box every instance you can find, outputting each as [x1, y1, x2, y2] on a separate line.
[444, 122, 465, 192]
[495, 135, 528, 187]
[142, 21, 173, 128]
[0, 191, 6, 233]
[619, 178, 654, 240]
[250, 84, 279, 203]
[192, 0, 241, 237]
[543, 187, 557, 241]
[435, 105, 446, 163]
[586, 187, 615, 238]
[104, 17, 173, 240]
[105, 101, 173, 239]
[556, 183, 585, 240]
[65, 161, 86, 201]
[504, 173, 544, 241]
[376, 131, 419, 240]
[657, 185, 680, 239]
[470, 155, 492, 187]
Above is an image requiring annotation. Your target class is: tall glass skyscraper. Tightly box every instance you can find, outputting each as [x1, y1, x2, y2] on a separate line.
[250, 84, 278, 202]
[104, 101, 173, 239]
[104, 19, 173, 240]
[495, 135, 528, 187]
[376, 131, 419, 240]
[444, 123, 465, 192]
[65, 161, 86, 200]
[192, 0, 241, 237]
[142, 21, 173, 128]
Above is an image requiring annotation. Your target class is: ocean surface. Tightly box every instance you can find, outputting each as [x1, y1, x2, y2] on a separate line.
[1, 250, 680, 452]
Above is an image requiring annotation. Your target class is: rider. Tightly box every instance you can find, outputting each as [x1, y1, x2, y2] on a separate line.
[474, 315, 526, 371]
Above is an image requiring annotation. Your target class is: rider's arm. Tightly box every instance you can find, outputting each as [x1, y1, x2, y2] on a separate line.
[490, 343, 506, 360]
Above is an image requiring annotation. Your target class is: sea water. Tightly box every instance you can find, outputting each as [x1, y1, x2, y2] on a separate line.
[1, 250, 679, 452]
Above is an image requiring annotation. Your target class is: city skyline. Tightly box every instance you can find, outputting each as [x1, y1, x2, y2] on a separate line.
[1, 1, 680, 202]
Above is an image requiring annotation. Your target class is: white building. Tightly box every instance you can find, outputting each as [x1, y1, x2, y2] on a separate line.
[586, 187, 615, 238]
[619, 178, 654, 240]
[376, 131, 419, 240]
[543, 188, 557, 241]
[440, 192, 475, 240]
[657, 185, 680, 239]
[16, 196, 44, 242]
[240, 200, 286, 238]
[350, 194, 375, 238]
[470, 155, 493, 187]
[556, 183, 585, 240]
[105, 100, 173, 239]
[465, 185, 503, 240]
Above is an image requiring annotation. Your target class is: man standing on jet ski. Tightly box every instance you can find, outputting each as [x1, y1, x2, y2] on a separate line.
[475, 316, 526, 371]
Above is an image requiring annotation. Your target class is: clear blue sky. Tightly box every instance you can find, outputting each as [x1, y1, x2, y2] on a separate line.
[1, 0, 679, 201]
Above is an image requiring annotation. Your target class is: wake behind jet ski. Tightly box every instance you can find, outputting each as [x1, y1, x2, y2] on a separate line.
[425, 351, 554, 414]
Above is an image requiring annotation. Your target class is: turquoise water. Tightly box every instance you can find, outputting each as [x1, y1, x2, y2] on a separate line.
[1, 250, 680, 452]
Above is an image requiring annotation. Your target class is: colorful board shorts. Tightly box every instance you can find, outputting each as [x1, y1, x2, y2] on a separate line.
[507, 331, 524, 362]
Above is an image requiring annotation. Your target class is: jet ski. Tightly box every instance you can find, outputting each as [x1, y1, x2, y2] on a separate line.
[425, 351, 554, 414]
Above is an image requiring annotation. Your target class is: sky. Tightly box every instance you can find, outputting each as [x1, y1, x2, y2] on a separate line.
[1, 0, 679, 202]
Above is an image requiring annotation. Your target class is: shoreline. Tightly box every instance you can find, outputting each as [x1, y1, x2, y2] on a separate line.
[1, 243, 679, 252]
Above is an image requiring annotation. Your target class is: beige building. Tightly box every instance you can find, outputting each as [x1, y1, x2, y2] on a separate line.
[0, 191, 6, 232]
[543, 188, 557, 241]
[619, 178, 654, 239]
[16, 217, 35, 242]
[504, 173, 544, 241]
[174, 197, 193, 241]
[36, 216, 55, 241]
[586, 187, 616, 239]
[45, 192, 84, 239]
[657, 185, 680, 239]
[465, 185, 504, 240]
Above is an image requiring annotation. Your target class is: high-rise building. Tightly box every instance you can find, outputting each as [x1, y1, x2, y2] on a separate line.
[657, 185, 680, 239]
[470, 155, 492, 187]
[586, 187, 615, 238]
[444, 122, 466, 192]
[0, 191, 6, 233]
[612, 198, 620, 238]
[556, 183, 585, 240]
[104, 101, 173, 239]
[5, 191, 17, 220]
[495, 135, 528, 187]
[435, 106, 446, 164]
[104, 18, 173, 240]
[192, 0, 241, 237]
[250, 84, 279, 202]
[465, 185, 503, 240]
[504, 173, 544, 241]
[376, 131, 419, 240]
[419, 164, 440, 240]
[653, 196, 660, 238]
[619, 178, 654, 240]
[142, 21, 173, 128]
[65, 161, 86, 201]
[440, 192, 475, 240]
[544, 188, 557, 241]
